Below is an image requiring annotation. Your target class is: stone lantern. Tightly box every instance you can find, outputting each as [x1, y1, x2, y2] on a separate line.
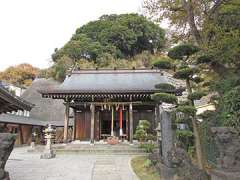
[30, 131, 37, 149]
[40, 124, 56, 159]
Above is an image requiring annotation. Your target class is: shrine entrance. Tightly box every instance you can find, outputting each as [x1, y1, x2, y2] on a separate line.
[99, 109, 128, 140]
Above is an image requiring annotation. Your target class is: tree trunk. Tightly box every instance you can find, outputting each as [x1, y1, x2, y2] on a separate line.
[181, 0, 202, 45]
[186, 78, 204, 169]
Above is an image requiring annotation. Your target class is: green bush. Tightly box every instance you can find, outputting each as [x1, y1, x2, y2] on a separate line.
[139, 143, 156, 153]
[192, 76, 204, 83]
[176, 130, 193, 139]
[188, 91, 207, 100]
[134, 128, 147, 141]
[168, 44, 199, 60]
[176, 130, 194, 154]
[154, 83, 176, 91]
[174, 67, 195, 79]
[147, 134, 157, 141]
[143, 158, 152, 168]
[197, 55, 212, 64]
[151, 93, 177, 104]
[139, 120, 151, 130]
[221, 86, 240, 131]
[134, 120, 151, 142]
[152, 57, 172, 69]
[176, 105, 197, 117]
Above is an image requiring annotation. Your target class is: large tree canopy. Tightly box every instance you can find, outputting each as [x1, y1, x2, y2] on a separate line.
[145, 0, 240, 76]
[0, 64, 39, 86]
[52, 13, 165, 62]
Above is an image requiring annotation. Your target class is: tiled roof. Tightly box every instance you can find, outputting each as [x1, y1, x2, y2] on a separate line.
[0, 113, 73, 127]
[0, 84, 33, 114]
[40, 69, 185, 95]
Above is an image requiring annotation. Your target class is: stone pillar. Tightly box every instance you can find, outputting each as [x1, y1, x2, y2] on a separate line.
[90, 103, 95, 144]
[155, 104, 163, 156]
[63, 102, 69, 143]
[129, 103, 133, 144]
[160, 105, 174, 167]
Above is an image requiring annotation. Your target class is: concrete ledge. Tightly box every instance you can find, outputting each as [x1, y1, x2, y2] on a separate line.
[209, 169, 240, 180]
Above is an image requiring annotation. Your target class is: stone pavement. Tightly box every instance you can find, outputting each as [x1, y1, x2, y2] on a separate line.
[6, 147, 138, 180]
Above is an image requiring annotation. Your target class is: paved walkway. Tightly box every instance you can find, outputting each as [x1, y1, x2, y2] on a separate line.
[6, 147, 138, 180]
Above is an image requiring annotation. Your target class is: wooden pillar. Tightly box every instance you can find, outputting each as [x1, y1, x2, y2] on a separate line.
[72, 110, 76, 141]
[119, 106, 123, 136]
[95, 111, 100, 140]
[126, 111, 129, 140]
[19, 125, 24, 144]
[63, 102, 69, 143]
[90, 103, 95, 144]
[111, 106, 114, 136]
[129, 103, 133, 144]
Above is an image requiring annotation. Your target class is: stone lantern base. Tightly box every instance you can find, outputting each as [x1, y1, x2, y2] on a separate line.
[40, 149, 56, 159]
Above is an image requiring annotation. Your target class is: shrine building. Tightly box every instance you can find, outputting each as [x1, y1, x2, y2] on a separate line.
[39, 69, 184, 144]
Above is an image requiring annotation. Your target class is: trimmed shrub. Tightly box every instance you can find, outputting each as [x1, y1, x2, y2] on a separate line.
[174, 67, 195, 79]
[151, 93, 177, 104]
[154, 83, 176, 91]
[168, 44, 199, 60]
[134, 120, 151, 142]
[139, 143, 156, 153]
[152, 57, 172, 69]
[197, 55, 212, 64]
[188, 91, 207, 100]
[176, 130, 193, 139]
[192, 76, 204, 83]
[176, 105, 197, 117]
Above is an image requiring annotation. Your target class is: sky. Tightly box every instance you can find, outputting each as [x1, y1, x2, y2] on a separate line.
[0, 0, 144, 71]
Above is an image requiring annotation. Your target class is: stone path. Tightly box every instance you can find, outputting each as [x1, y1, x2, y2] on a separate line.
[6, 147, 138, 180]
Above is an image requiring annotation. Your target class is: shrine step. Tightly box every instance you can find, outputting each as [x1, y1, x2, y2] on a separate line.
[52, 144, 149, 155]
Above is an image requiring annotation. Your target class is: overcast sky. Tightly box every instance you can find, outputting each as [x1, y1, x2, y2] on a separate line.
[0, 0, 144, 71]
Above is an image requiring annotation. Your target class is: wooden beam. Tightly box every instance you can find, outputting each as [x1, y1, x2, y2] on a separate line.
[69, 101, 142, 106]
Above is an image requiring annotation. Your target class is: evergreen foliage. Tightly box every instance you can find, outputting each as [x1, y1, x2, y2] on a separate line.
[134, 120, 151, 142]
[168, 44, 199, 60]
[154, 83, 176, 91]
[174, 67, 195, 79]
[52, 14, 165, 61]
[188, 91, 206, 101]
[152, 57, 172, 69]
[151, 93, 177, 104]
[176, 106, 197, 117]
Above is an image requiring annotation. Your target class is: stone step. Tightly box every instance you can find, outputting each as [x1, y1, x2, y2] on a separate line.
[55, 149, 147, 155]
[53, 144, 148, 155]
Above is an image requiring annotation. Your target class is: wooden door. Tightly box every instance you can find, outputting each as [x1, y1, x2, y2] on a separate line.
[75, 111, 91, 140]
